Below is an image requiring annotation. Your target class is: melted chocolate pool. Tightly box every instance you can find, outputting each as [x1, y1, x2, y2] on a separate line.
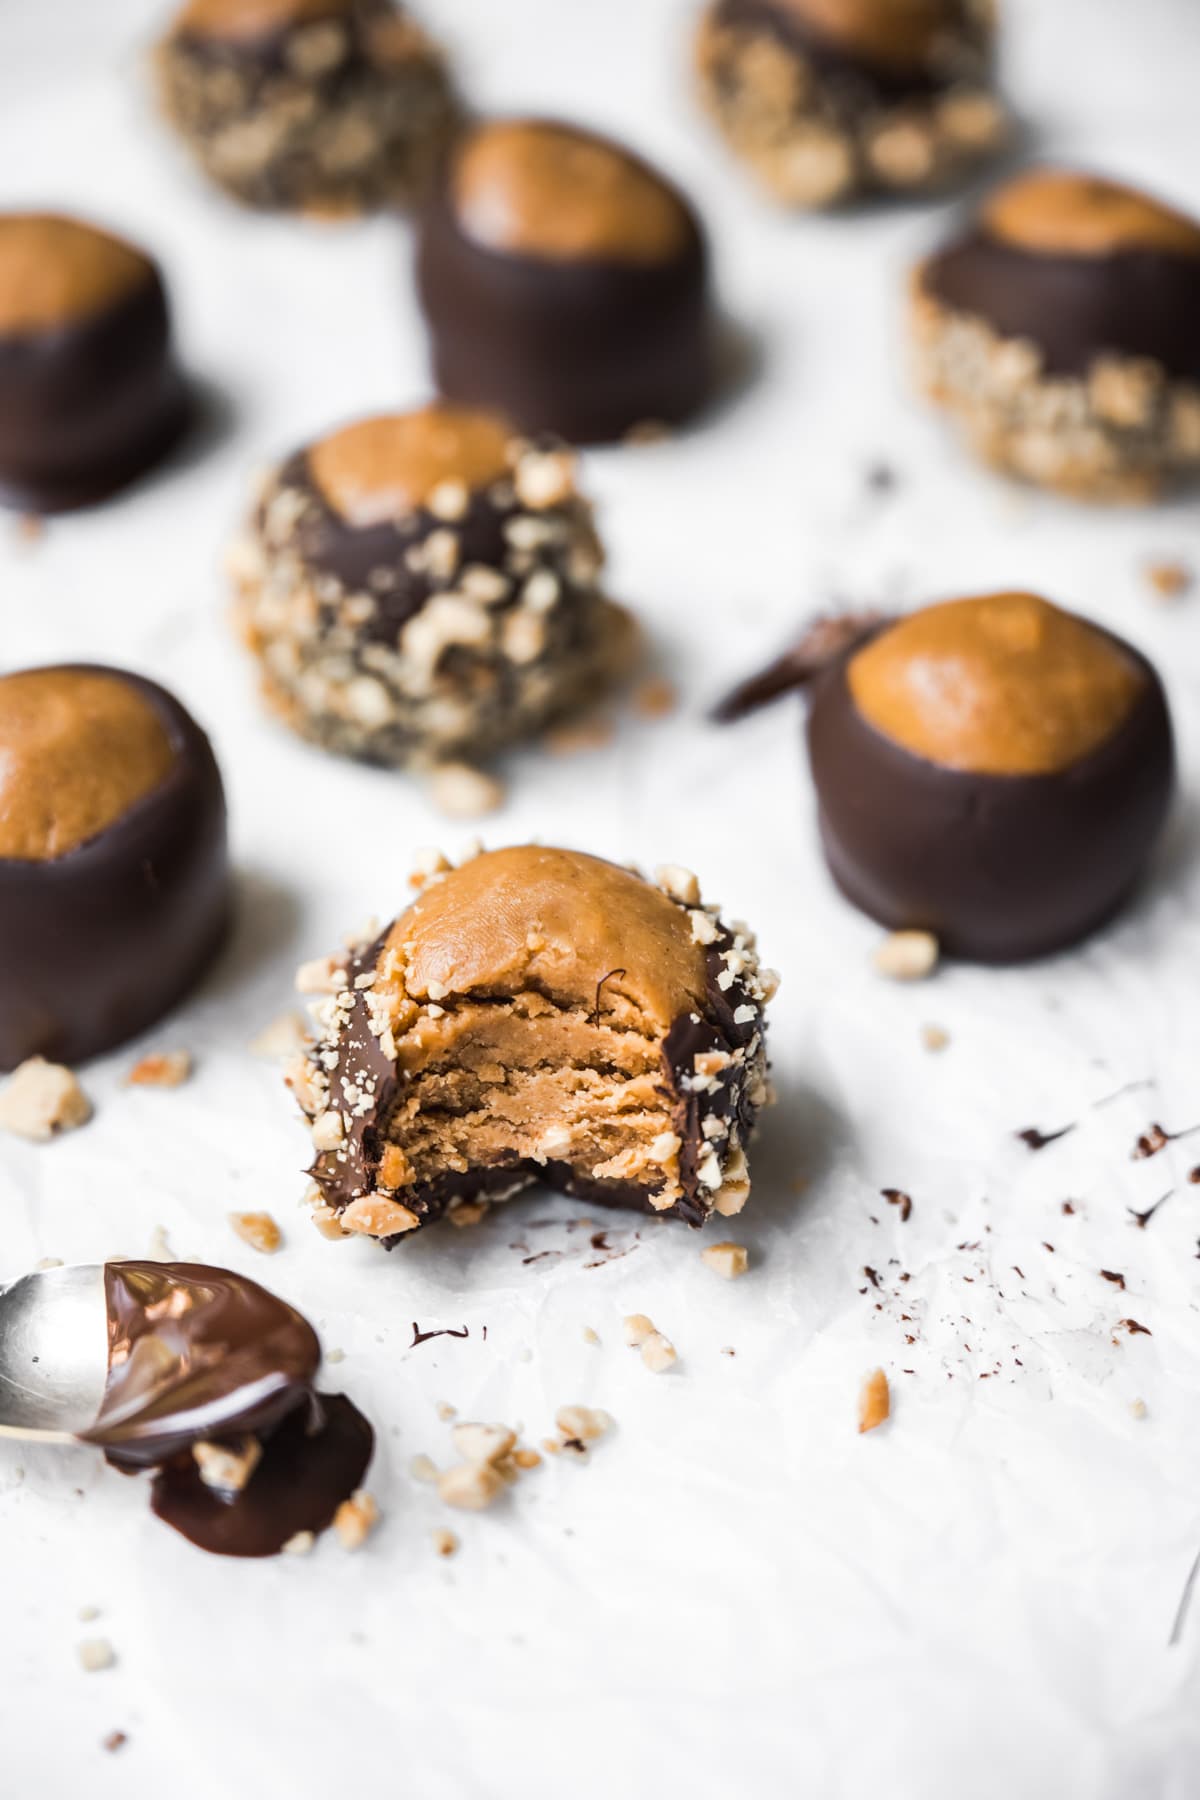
[83, 1262, 373, 1557]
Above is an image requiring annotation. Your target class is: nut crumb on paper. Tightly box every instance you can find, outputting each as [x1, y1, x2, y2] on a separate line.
[858, 1369, 890, 1434]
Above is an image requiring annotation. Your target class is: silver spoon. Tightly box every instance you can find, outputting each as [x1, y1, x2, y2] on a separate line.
[0, 1263, 107, 1444]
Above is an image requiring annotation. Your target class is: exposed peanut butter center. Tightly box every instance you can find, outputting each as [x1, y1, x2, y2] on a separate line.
[0, 669, 176, 861]
[453, 121, 691, 266]
[307, 405, 514, 527]
[173, 0, 351, 42]
[982, 169, 1200, 260]
[848, 592, 1145, 776]
[0, 214, 152, 336]
[771, 0, 958, 69]
[359, 848, 710, 1204]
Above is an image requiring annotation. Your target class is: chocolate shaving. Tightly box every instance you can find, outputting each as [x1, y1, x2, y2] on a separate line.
[1118, 1318, 1152, 1336]
[863, 1266, 881, 1289]
[882, 1187, 912, 1222]
[712, 610, 885, 722]
[1017, 1125, 1075, 1150]
[591, 968, 626, 1026]
[1128, 1193, 1171, 1229]
[1100, 1270, 1126, 1289]
[410, 1323, 470, 1347]
[1132, 1121, 1198, 1160]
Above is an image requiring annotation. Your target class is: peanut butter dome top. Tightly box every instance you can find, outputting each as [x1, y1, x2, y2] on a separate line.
[172, 0, 353, 42]
[0, 214, 153, 337]
[771, 0, 961, 69]
[383, 846, 710, 1031]
[306, 405, 514, 528]
[453, 121, 692, 266]
[848, 593, 1145, 777]
[982, 169, 1200, 260]
[0, 668, 176, 861]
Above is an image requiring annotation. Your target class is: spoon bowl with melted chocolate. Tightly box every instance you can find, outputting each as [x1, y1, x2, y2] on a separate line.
[0, 1260, 373, 1555]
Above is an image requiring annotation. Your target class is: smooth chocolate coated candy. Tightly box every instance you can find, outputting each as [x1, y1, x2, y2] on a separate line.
[0, 227, 188, 513]
[807, 633, 1174, 963]
[922, 230, 1200, 382]
[0, 668, 229, 1069]
[415, 128, 714, 444]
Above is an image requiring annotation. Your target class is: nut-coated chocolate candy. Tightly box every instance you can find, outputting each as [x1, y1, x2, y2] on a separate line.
[289, 846, 776, 1244]
[415, 119, 714, 443]
[0, 667, 230, 1069]
[913, 168, 1200, 500]
[0, 214, 188, 513]
[154, 0, 458, 213]
[807, 592, 1174, 962]
[696, 0, 1007, 209]
[230, 402, 634, 766]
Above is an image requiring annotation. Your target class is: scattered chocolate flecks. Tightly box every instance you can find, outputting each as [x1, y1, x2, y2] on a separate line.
[521, 1248, 565, 1266]
[1190, 1168, 1200, 1185]
[410, 1324, 470, 1347]
[1118, 1318, 1152, 1336]
[1017, 1125, 1075, 1151]
[711, 610, 886, 722]
[1128, 1193, 1171, 1229]
[1012, 1265, 1025, 1279]
[1042, 1242, 1055, 1253]
[863, 1266, 881, 1289]
[102, 1733, 127, 1755]
[1132, 1121, 1198, 1160]
[1100, 1270, 1127, 1290]
[1061, 1201, 1077, 1215]
[882, 1187, 912, 1222]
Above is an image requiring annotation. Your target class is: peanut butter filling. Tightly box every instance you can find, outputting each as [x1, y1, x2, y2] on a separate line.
[366, 848, 712, 1202]
[307, 405, 514, 528]
[982, 169, 1200, 260]
[453, 121, 691, 266]
[0, 214, 153, 336]
[0, 668, 176, 861]
[771, 0, 959, 70]
[173, 0, 352, 42]
[848, 592, 1145, 776]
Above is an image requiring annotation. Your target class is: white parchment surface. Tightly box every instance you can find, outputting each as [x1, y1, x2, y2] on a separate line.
[1, 2, 1199, 1795]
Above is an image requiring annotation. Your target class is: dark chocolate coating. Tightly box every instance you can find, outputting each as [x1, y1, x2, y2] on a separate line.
[921, 230, 1200, 381]
[0, 266, 188, 513]
[310, 929, 759, 1240]
[415, 182, 713, 444]
[0, 668, 230, 1069]
[807, 634, 1174, 962]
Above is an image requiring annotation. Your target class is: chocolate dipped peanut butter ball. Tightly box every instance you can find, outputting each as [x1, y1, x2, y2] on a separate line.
[415, 119, 714, 443]
[913, 169, 1200, 500]
[154, 0, 457, 213]
[231, 403, 633, 766]
[696, 0, 1007, 209]
[0, 214, 188, 513]
[288, 846, 776, 1244]
[0, 667, 229, 1069]
[807, 593, 1174, 963]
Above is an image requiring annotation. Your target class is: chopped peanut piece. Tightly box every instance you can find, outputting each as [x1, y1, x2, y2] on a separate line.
[920, 1023, 950, 1052]
[126, 1050, 192, 1088]
[339, 1195, 419, 1237]
[452, 1422, 516, 1466]
[77, 1639, 116, 1673]
[250, 1012, 310, 1059]
[437, 1462, 506, 1511]
[428, 762, 505, 820]
[229, 1211, 282, 1254]
[554, 1405, 612, 1443]
[193, 1436, 262, 1492]
[873, 931, 939, 981]
[512, 1448, 542, 1470]
[622, 1313, 655, 1347]
[0, 1058, 91, 1142]
[858, 1368, 891, 1434]
[334, 1489, 379, 1550]
[640, 1331, 677, 1374]
[701, 1241, 749, 1280]
[282, 1530, 315, 1555]
[432, 1529, 459, 1558]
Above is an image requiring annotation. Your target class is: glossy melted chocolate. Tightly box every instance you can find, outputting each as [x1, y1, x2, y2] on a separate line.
[86, 1263, 373, 1557]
